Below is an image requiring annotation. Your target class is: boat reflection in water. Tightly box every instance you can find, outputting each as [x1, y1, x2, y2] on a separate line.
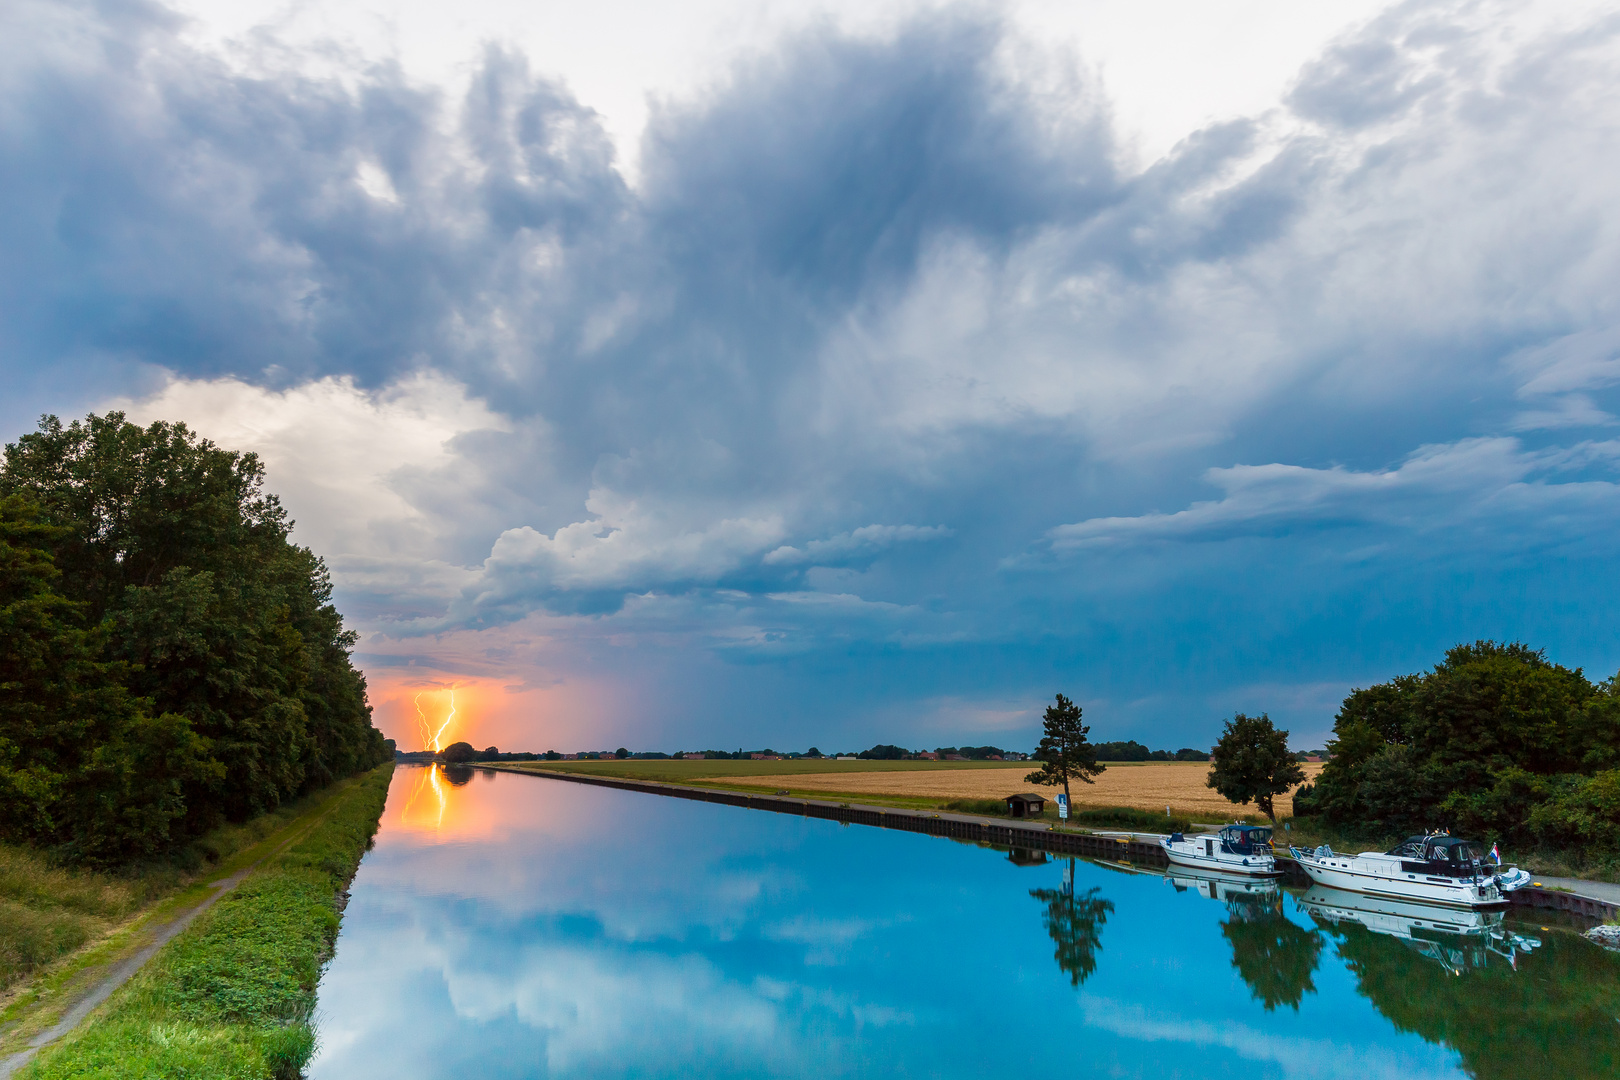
[1298, 884, 1541, 973]
[1165, 864, 1324, 1012]
[1164, 863, 1281, 905]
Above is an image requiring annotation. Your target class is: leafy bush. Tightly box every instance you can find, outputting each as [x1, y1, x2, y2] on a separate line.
[1300, 641, 1620, 853]
[1068, 807, 1195, 833]
[943, 798, 1010, 816]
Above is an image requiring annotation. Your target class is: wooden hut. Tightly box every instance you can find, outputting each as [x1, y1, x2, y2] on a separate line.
[1004, 793, 1046, 819]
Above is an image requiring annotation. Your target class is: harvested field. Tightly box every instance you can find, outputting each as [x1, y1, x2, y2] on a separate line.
[729, 762, 1325, 819]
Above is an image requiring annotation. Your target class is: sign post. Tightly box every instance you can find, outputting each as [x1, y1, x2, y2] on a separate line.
[1056, 793, 1069, 821]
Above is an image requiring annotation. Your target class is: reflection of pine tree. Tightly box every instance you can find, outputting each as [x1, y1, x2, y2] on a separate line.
[1221, 899, 1321, 1011]
[1029, 884, 1114, 987]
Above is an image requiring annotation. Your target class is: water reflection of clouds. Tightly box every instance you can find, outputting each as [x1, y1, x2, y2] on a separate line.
[445, 944, 783, 1073]
[1080, 998, 1463, 1080]
[311, 770, 1497, 1079]
[762, 914, 909, 965]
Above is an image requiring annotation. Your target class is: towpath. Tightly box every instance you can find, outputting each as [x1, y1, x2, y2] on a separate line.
[0, 789, 349, 1079]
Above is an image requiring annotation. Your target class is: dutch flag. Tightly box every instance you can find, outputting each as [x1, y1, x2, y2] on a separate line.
[1490, 842, 1502, 865]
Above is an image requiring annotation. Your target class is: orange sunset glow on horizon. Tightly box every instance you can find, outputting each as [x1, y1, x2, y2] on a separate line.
[363, 669, 623, 757]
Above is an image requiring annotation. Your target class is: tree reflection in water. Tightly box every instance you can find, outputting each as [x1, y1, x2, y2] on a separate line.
[441, 764, 475, 786]
[1219, 890, 1322, 1011]
[1030, 859, 1114, 986]
[1322, 918, 1620, 1079]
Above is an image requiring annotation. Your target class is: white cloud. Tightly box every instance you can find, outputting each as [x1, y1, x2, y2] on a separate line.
[110, 372, 511, 612]
[1046, 438, 1620, 549]
[456, 488, 785, 613]
[763, 523, 952, 565]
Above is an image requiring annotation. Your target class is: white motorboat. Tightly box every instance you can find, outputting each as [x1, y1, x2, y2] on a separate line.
[1161, 824, 1281, 877]
[1297, 884, 1541, 972]
[1288, 833, 1526, 910]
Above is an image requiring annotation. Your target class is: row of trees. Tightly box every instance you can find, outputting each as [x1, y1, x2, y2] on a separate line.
[1091, 740, 1209, 762]
[1297, 641, 1620, 852]
[1030, 640, 1620, 851]
[1024, 695, 1303, 823]
[0, 414, 390, 864]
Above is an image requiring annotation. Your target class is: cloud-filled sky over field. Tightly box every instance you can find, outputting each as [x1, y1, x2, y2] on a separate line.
[5, 0, 1620, 753]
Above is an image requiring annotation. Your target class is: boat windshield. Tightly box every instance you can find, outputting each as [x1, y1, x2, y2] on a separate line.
[1219, 826, 1273, 851]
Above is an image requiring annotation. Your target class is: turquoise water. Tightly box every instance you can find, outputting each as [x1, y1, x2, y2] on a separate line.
[308, 766, 1619, 1079]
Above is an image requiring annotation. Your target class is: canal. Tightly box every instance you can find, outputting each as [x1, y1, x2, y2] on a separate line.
[308, 765, 1619, 1079]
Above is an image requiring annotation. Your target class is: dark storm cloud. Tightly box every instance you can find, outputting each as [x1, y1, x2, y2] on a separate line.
[5, 0, 1620, 749]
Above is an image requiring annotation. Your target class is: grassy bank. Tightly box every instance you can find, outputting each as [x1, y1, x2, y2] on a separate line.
[17, 763, 393, 1080]
[0, 771, 395, 1013]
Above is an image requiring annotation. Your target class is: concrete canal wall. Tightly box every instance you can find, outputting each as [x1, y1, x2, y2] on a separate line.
[488, 765, 1617, 923]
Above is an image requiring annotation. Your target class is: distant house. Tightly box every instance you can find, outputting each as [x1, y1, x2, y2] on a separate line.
[749, 753, 782, 760]
[1305, 755, 1324, 762]
[945, 754, 966, 761]
[917, 751, 938, 760]
[836, 756, 857, 761]
[681, 752, 705, 760]
[1004, 793, 1047, 819]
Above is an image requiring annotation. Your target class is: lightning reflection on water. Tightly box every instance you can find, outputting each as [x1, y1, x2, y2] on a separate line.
[400, 686, 459, 830]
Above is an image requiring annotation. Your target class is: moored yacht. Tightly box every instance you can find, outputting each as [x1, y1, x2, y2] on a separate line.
[1161, 824, 1281, 877]
[1289, 833, 1530, 910]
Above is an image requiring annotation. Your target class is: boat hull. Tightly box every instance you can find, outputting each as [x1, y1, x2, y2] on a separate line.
[1290, 851, 1508, 909]
[1161, 838, 1280, 877]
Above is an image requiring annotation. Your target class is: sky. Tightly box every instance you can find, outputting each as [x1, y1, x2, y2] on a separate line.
[5, 0, 1620, 755]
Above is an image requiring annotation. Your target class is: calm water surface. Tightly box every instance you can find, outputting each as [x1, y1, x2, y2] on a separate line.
[309, 766, 1619, 1080]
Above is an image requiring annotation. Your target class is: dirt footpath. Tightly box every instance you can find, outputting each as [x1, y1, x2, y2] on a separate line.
[734, 761, 1325, 818]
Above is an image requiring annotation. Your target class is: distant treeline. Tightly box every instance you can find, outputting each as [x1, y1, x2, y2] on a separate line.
[1091, 740, 1210, 762]
[0, 414, 391, 865]
[1296, 641, 1620, 858]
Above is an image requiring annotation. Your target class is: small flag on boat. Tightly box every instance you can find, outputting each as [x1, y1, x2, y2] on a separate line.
[1490, 843, 1501, 865]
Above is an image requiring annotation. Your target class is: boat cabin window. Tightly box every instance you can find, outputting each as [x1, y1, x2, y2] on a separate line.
[1217, 826, 1273, 852]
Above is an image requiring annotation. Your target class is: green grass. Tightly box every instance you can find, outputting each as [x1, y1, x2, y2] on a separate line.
[0, 850, 146, 993]
[0, 773, 400, 1004]
[1066, 807, 1198, 833]
[19, 763, 393, 1080]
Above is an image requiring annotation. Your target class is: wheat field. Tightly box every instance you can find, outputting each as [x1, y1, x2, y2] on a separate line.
[731, 761, 1325, 818]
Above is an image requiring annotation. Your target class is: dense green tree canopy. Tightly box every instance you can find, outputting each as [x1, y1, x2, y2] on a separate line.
[0, 414, 389, 863]
[1208, 712, 1305, 824]
[1297, 641, 1620, 850]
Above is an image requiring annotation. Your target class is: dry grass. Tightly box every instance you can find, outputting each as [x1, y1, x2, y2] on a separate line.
[726, 761, 1325, 818]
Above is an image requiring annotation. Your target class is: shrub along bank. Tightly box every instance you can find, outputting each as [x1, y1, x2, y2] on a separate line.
[20, 763, 393, 1080]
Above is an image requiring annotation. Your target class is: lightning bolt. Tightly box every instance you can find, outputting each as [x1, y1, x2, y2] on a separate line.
[437, 686, 457, 751]
[414, 686, 458, 753]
